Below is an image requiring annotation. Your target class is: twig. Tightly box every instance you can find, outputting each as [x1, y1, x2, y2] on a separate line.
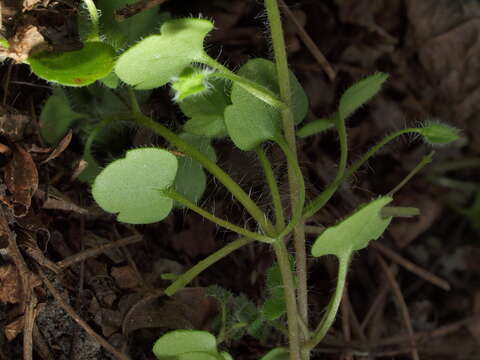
[36, 266, 131, 360]
[56, 235, 143, 270]
[115, 0, 168, 21]
[376, 254, 420, 360]
[278, 0, 336, 81]
[371, 242, 450, 291]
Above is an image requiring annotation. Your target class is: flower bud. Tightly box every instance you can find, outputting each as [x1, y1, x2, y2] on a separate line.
[417, 121, 460, 145]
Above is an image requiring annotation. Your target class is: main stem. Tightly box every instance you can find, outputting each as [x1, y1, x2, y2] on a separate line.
[265, 2, 309, 358]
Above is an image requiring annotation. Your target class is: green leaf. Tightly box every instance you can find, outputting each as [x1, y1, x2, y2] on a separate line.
[172, 67, 211, 101]
[174, 133, 216, 207]
[224, 58, 308, 150]
[152, 330, 218, 359]
[261, 259, 295, 321]
[40, 88, 86, 145]
[296, 116, 334, 138]
[311, 196, 393, 259]
[0, 36, 9, 49]
[259, 348, 289, 360]
[100, 72, 120, 89]
[115, 18, 214, 90]
[29, 42, 116, 87]
[220, 352, 234, 360]
[181, 78, 230, 138]
[176, 352, 219, 360]
[339, 73, 388, 121]
[98, 0, 168, 50]
[92, 148, 178, 224]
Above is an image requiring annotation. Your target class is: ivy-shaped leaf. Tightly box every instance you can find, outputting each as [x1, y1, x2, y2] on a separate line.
[92, 148, 178, 224]
[174, 133, 216, 207]
[311, 196, 393, 259]
[115, 18, 214, 90]
[152, 330, 218, 359]
[98, 0, 168, 50]
[29, 42, 116, 87]
[338, 73, 388, 121]
[40, 88, 86, 145]
[224, 58, 308, 150]
[180, 78, 230, 138]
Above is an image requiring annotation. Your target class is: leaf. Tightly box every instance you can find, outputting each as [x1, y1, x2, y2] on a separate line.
[176, 352, 219, 360]
[174, 133, 216, 207]
[311, 196, 393, 259]
[296, 116, 334, 138]
[92, 148, 178, 224]
[259, 348, 289, 360]
[181, 78, 230, 138]
[220, 352, 234, 360]
[40, 88, 86, 145]
[261, 259, 295, 321]
[417, 121, 460, 145]
[29, 42, 116, 87]
[224, 58, 308, 150]
[339, 73, 388, 121]
[115, 18, 214, 90]
[152, 330, 218, 359]
[98, 0, 169, 50]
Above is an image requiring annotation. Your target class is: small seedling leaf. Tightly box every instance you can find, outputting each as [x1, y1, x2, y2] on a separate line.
[176, 352, 219, 360]
[225, 58, 308, 150]
[172, 67, 210, 101]
[152, 330, 217, 358]
[115, 18, 214, 90]
[311, 196, 393, 258]
[261, 259, 295, 321]
[174, 133, 216, 207]
[181, 78, 230, 138]
[29, 42, 116, 87]
[296, 116, 335, 138]
[40, 88, 85, 145]
[92, 148, 178, 224]
[339, 73, 388, 121]
[98, 0, 168, 50]
[259, 348, 289, 360]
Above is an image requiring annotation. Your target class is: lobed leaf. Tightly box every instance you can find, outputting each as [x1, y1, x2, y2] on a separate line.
[225, 58, 308, 150]
[338, 73, 388, 121]
[152, 330, 217, 359]
[40, 88, 86, 145]
[115, 18, 214, 90]
[181, 78, 230, 138]
[29, 42, 116, 87]
[92, 148, 178, 224]
[311, 196, 393, 259]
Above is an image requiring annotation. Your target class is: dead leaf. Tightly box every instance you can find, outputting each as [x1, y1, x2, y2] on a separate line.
[0, 112, 30, 142]
[468, 290, 480, 343]
[111, 266, 140, 290]
[36, 188, 88, 215]
[5, 23, 48, 62]
[0, 264, 21, 304]
[41, 130, 72, 164]
[4, 144, 39, 217]
[5, 316, 24, 341]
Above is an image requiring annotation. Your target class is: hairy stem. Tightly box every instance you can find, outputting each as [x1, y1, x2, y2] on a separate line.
[129, 111, 277, 237]
[256, 146, 285, 231]
[302, 255, 350, 352]
[163, 188, 275, 243]
[265, 2, 309, 357]
[165, 237, 254, 296]
[273, 240, 302, 360]
[83, 0, 100, 41]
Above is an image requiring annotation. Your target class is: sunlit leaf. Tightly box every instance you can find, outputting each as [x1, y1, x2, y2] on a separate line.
[92, 148, 178, 224]
[115, 18, 214, 90]
[29, 42, 115, 87]
[152, 330, 217, 359]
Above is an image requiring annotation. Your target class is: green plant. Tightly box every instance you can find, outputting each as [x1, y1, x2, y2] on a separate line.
[8, 0, 461, 359]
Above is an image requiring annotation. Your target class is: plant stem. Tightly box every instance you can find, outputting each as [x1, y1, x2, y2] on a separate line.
[83, 0, 100, 41]
[303, 128, 418, 218]
[256, 146, 285, 231]
[129, 111, 277, 237]
[302, 255, 350, 353]
[273, 239, 302, 360]
[265, 1, 309, 356]
[163, 188, 275, 243]
[165, 237, 254, 296]
[388, 151, 434, 196]
[201, 56, 287, 110]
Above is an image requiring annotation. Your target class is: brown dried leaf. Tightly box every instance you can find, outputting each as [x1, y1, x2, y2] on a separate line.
[41, 130, 72, 164]
[0, 264, 21, 304]
[4, 144, 39, 217]
[0, 113, 30, 142]
[111, 266, 140, 290]
[5, 316, 24, 341]
[6, 24, 48, 62]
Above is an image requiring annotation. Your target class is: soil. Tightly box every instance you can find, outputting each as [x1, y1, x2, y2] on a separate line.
[0, 0, 479, 359]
